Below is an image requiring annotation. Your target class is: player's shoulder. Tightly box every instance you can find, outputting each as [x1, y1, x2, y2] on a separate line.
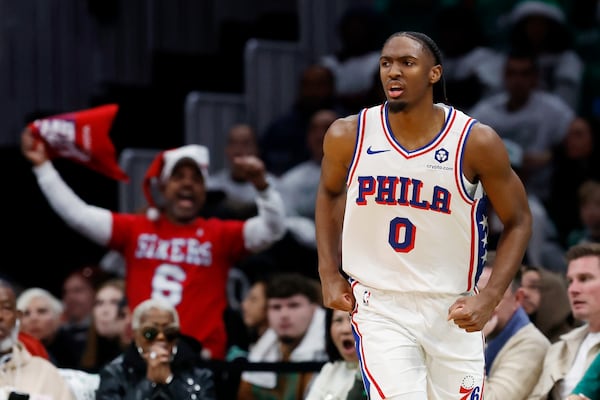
[331, 113, 359, 128]
[449, 104, 494, 138]
[462, 118, 504, 153]
[325, 113, 359, 141]
[468, 119, 496, 136]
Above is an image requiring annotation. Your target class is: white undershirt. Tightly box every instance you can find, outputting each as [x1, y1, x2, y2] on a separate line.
[559, 331, 600, 398]
[33, 161, 286, 252]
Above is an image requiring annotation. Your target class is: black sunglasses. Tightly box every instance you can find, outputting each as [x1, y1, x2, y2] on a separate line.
[141, 326, 179, 342]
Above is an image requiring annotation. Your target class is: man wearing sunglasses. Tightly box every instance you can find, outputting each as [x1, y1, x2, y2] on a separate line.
[96, 298, 216, 399]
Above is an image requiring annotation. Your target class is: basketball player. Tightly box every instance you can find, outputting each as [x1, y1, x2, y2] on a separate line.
[315, 31, 532, 399]
[21, 135, 287, 360]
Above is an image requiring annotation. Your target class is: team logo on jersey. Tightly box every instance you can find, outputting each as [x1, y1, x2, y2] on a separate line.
[434, 148, 449, 163]
[459, 375, 481, 400]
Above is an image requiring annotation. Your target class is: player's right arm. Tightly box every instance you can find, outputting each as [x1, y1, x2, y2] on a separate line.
[21, 127, 112, 245]
[315, 115, 358, 312]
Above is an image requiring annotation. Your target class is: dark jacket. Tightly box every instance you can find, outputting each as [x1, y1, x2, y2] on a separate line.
[96, 339, 216, 399]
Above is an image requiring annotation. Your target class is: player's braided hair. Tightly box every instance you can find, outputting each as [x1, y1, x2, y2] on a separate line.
[385, 31, 448, 104]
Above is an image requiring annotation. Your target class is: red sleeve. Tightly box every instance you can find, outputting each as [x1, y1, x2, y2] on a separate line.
[209, 218, 248, 264]
[109, 212, 140, 250]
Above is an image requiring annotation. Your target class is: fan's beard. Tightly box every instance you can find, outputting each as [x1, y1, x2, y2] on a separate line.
[388, 100, 407, 113]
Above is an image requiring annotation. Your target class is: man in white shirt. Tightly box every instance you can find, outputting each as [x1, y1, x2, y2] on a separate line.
[528, 243, 600, 399]
[469, 49, 575, 203]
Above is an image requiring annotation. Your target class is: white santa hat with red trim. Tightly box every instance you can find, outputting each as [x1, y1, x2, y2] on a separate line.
[143, 144, 210, 220]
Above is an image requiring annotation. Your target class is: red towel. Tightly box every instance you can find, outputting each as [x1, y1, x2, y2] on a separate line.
[28, 104, 129, 181]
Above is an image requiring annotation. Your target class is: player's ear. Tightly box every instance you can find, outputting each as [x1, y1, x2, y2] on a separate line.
[429, 65, 442, 85]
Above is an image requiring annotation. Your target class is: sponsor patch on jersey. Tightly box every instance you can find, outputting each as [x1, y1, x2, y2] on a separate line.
[434, 148, 449, 163]
[426, 147, 454, 171]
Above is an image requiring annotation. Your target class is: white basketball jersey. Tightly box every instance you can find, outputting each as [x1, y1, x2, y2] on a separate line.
[342, 103, 488, 295]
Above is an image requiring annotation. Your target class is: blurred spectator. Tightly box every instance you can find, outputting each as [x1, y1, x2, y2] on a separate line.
[21, 132, 287, 360]
[520, 265, 581, 343]
[207, 123, 279, 220]
[259, 64, 343, 176]
[0, 279, 75, 400]
[226, 278, 269, 362]
[62, 266, 108, 327]
[373, 0, 441, 39]
[58, 368, 100, 400]
[507, 0, 584, 109]
[80, 278, 132, 372]
[305, 308, 366, 400]
[221, 277, 270, 399]
[528, 243, 600, 399]
[434, 4, 505, 109]
[488, 139, 565, 272]
[96, 298, 216, 399]
[280, 109, 338, 249]
[469, 48, 575, 203]
[567, 180, 600, 246]
[548, 116, 600, 246]
[568, 0, 600, 63]
[478, 257, 550, 400]
[468, 0, 522, 47]
[319, 5, 383, 114]
[61, 265, 111, 361]
[237, 272, 327, 400]
[280, 109, 336, 220]
[17, 287, 81, 368]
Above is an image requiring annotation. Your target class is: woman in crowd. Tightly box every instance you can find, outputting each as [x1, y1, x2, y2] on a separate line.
[17, 287, 80, 368]
[226, 278, 269, 361]
[305, 308, 367, 399]
[79, 278, 132, 372]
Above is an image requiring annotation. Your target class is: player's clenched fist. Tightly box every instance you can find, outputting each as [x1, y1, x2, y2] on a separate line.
[321, 273, 355, 312]
[448, 292, 497, 333]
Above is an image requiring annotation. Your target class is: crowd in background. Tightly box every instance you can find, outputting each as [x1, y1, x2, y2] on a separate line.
[1, 0, 600, 399]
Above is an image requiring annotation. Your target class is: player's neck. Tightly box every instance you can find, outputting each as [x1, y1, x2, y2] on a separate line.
[387, 103, 444, 148]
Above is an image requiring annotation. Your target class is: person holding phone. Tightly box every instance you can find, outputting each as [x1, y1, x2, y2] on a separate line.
[95, 298, 216, 399]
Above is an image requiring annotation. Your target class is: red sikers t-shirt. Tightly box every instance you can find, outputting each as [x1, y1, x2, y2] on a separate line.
[109, 213, 247, 359]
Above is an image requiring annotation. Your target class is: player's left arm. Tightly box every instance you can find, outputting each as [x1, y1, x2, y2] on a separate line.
[449, 122, 532, 331]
